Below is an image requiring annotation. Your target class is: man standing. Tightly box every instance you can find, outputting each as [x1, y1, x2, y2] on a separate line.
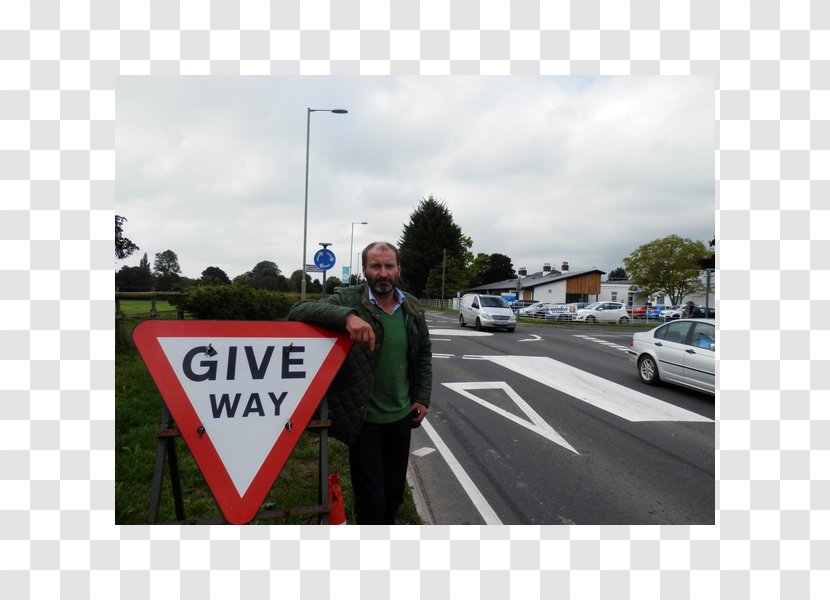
[288, 241, 432, 524]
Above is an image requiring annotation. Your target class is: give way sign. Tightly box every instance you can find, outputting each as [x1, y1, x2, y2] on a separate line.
[132, 320, 352, 524]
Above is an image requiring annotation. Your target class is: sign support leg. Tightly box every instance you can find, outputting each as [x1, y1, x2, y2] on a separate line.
[149, 404, 186, 523]
[318, 397, 329, 525]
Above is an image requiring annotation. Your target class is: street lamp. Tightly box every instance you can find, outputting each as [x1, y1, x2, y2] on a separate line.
[349, 221, 367, 285]
[301, 107, 348, 300]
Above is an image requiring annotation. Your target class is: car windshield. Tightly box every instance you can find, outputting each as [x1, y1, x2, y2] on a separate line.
[481, 296, 509, 308]
[583, 303, 601, 310]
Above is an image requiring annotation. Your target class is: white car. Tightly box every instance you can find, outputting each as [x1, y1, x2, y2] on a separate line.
[572, 302, 630, 324]
[628, 318, 715, 395]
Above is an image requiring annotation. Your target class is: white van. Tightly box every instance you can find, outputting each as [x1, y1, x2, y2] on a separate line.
[459, 294, 517, 332]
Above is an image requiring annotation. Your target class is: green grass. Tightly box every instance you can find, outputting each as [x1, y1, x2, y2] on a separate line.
[118, 299, 178, 315]
[115, 303, 422, 525]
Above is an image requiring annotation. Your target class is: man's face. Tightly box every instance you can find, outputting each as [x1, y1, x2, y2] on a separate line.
[363, 246, 401, 296]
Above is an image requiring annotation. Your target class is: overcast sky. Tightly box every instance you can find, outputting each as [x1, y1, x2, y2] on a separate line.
[116, 76, 714, 284]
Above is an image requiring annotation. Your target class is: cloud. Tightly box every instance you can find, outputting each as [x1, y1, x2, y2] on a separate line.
[116, 76, 714, 282]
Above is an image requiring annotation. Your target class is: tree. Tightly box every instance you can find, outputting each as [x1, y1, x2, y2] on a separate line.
[153, 249, 182, 290]
[139, 252, 150, 271]
[115, 215, 139, 259]
[200, 266, 231, 286]
[424, 255, 469, 299]
[325, 276, 342, 294]
[398, 196, 468, 297]
[289, 269, 314, 294]
[607, 267, 627, 280]
[153, 250, 181, 277]
[115, 265, 155, 292]
[622, 235, 710, 306]
[466, 252, 516, 288]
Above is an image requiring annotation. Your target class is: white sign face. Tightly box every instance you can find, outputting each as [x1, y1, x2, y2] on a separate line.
[158, 336, 336, 496]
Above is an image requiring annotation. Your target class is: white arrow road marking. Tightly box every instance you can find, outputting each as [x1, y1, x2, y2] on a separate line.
[443, 382, 579, 454]
[519, 334, 542, 342]
[420, 418, 503, 525]
[483, 356, 713, 423]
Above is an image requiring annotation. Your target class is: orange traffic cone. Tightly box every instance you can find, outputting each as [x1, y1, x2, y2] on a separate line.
[328, 473, 347, 525]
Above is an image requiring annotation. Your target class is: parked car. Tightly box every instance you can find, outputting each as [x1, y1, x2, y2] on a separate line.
[520, 302, 555, 317]
[660, 306, 684, 321]
[544, 302, 592, 320]
[628, 318, 715, 395]
[688, 305, 715, 319]
[645, 304, 672, 319]
[631, 304, 651, 319]
[542, 304, 572, 320]
[572, 302, 631, 324]
[511, 300, 536, 312]
[459, 293, 517, 331]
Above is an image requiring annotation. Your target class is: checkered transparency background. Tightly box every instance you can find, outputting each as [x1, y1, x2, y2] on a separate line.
[0, 0, 826, 598]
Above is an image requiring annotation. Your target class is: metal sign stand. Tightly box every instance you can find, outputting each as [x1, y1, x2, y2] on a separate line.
[147, 403, 334, 525]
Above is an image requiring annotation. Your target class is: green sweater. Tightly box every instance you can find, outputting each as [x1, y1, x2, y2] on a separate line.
[366, 308, 410, 423]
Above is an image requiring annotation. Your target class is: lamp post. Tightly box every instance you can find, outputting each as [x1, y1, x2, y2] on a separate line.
[301, 107, 348, 300]
[349, 221, 367, 285]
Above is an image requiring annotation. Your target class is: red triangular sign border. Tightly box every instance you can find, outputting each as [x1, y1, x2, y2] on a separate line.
[132, 320, 352, 524]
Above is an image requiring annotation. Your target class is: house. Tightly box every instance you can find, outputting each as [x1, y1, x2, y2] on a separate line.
[465, 262, 605, 304]
[597, 273, 716, 310]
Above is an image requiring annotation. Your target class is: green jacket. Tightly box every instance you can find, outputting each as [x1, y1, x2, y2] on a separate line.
[287, 284, 432, 445]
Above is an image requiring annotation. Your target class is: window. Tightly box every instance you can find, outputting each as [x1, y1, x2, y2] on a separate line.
[691, 323, 715, 350]
[656, 321, 694, 344]
[611, 291, 617, 301]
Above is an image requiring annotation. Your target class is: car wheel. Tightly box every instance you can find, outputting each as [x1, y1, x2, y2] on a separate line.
[475, 318, 482, 331]
[459, 314, 466, 327]
[586, 315, 596, 323]
[638, 355, 660, 385]
[619, 315, 630, 324]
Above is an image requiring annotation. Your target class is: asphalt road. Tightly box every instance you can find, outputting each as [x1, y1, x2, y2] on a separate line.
[408, 311, 715, 526]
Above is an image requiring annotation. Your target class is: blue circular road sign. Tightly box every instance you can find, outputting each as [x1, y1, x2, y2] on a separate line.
[314, 248, 336, 270]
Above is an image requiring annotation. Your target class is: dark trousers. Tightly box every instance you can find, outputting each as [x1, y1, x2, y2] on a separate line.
[348, 415, 412, 525]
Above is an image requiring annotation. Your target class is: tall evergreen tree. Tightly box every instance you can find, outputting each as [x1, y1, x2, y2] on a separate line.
[398, 196, 467, 297]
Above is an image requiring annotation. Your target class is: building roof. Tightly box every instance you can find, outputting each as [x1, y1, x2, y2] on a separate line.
[467, 269, 606, 293]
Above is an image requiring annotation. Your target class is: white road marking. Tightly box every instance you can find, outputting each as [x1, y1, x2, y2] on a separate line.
[420, 418, 503, 525]
[518, 334, 542, 342]
[483, 356, 713, 423]
[432, 353, 455, 359]
[573, 334, 629, 352]
[429, 328, 493, 337]
[412, 447, 436, 457]
[442, 382, 578, 454]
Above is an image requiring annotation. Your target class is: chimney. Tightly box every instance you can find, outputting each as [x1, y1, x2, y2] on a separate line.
[518, 267, 527, 277]
[543, 263, 551, 273]
[561, 261, 569, 271]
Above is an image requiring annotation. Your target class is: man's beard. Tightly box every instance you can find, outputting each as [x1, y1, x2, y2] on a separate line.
[366, 273, 398, 296]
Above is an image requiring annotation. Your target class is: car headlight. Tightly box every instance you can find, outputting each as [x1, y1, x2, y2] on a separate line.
[481, 311, 492, 319]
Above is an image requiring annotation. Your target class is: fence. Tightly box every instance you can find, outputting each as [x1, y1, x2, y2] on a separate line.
[115, 291, 185, 345]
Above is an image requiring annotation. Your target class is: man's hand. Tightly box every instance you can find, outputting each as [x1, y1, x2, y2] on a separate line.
[345, 313, 376, 351]
[409, 402, 429, 426]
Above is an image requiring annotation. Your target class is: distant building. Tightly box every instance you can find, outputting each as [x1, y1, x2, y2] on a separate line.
[465, 262, 605, 304]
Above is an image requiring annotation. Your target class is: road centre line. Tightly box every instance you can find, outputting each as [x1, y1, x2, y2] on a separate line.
[419, 418, 503, 525]
[483, 356, 713, 423]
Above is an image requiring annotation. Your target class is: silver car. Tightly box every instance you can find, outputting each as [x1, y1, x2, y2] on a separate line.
[628, 318, 715, 395]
